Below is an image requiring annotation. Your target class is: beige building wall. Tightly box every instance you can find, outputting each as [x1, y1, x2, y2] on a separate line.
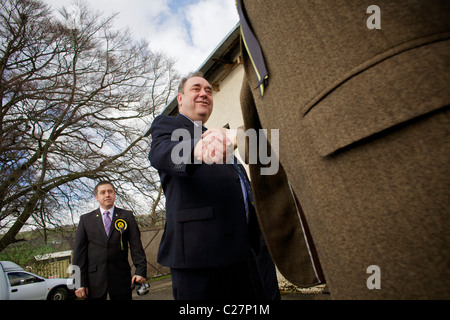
[204, 64, 249, 170]
[205, 65, 245, 131]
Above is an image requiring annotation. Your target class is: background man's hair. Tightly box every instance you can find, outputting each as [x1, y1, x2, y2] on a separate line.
[94, 180, 115, 195]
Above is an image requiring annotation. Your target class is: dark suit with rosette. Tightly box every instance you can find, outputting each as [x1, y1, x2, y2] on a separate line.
[73, 207, 147, 299]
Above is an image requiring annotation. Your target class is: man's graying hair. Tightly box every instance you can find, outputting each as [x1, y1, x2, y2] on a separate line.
[178, 71, 205, 94]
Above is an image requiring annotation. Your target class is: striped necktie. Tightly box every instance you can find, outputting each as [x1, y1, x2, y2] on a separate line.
[202, 126, 254, 208]
[233, 157, 254, 208]
[103, 211, 111, 236]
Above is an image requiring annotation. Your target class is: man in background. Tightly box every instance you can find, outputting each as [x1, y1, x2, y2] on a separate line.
[73, 180, 147, 300]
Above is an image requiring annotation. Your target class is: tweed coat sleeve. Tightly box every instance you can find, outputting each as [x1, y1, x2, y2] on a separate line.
[240, 77, 324, 288]
[238, 0, 450, 299]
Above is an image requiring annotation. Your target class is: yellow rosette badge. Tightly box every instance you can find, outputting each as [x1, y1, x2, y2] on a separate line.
[115, 219, 127, 250]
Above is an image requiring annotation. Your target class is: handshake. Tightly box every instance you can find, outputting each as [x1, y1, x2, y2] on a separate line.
[193, 128, 238, 164]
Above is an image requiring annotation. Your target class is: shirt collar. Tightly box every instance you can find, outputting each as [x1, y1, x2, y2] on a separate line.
[180, 113, 206, 127]
[99, 206, 115, 216]
[179, 113, 209, 133]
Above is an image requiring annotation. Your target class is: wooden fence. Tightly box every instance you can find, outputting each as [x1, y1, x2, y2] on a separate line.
[129, 226, 170, 278]
[34, 256, 72, 279]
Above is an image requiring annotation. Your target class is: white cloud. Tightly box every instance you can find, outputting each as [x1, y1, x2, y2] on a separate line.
[187, 0, 237, 49]
[45, 0, 239, 75]
[182, 0, 238, 72]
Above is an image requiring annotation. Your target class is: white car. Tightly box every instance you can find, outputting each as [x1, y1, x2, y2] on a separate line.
[0, 261, 74, 300]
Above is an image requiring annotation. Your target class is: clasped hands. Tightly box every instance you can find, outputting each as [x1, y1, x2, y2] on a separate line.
[193, 128, 237, 164]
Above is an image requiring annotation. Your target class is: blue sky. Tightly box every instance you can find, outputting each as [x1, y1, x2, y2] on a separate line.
[45, 0, 239, 75]
[167, 0, 198, 12]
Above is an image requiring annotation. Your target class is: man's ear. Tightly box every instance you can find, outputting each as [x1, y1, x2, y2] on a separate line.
[177, 93, 183, 107]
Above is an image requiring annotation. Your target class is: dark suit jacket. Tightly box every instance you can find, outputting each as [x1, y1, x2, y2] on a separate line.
[148, 114, 254, 269]
[73, 207, 147, 298]
[238, 0, 450, 299]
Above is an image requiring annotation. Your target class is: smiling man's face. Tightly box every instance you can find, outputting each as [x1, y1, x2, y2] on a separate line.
[177, 76, 214, 123]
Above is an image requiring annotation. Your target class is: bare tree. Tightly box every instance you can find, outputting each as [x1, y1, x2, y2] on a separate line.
[0, 0, 176, 252]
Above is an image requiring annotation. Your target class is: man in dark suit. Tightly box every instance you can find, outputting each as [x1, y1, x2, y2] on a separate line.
[73, 181, 147, 300]
[148, 72, 279, 300]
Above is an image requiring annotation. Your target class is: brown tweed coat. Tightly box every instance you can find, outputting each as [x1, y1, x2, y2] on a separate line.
[238, 0, 450, 299]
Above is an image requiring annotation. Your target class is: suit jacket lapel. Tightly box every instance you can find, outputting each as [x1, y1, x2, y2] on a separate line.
[177, 114, 198, 134]
[95, 208, 120, 240]
[94, 208, 108, 239]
